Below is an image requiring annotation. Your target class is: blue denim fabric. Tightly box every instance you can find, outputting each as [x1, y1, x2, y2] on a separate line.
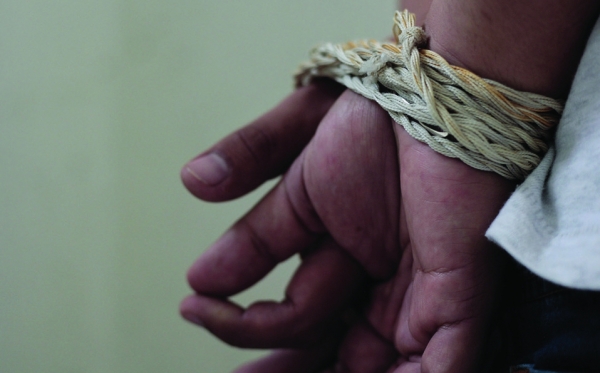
[503, 262, 600, 373]
[509, 364, 567, 373]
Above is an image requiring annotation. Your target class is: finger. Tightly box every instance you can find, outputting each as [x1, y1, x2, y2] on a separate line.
[394, 128, 513, 372]
[231, 331, 341, 373]
[395, 251, 505, 373]
[233, 350, 334, 373]
[366, 247, 413, 342]
[181, 79, 344, 202]
[185, 150, 325, 296]
[181, 238, 366, 348]
[421, 319, 486, 373]
[231, 321, 398, 373]
[331, 320, 398, 373]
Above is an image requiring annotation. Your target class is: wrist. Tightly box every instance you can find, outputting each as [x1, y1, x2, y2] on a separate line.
[423, 0, 600, 98]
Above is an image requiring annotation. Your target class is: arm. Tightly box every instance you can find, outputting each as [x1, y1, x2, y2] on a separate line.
[181, 2, 600, 372]
[424, 0, 600, 98]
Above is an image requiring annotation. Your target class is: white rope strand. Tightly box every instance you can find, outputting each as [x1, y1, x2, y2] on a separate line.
[295, 10, 564, 180]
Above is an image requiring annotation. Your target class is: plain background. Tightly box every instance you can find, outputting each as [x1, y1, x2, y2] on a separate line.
[0, 1, 395, 372]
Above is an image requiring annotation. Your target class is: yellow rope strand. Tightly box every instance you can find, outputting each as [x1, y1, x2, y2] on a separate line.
[295, 10, 563, 180]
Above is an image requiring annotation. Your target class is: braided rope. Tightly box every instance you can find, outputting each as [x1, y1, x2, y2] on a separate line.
[295, 10, 564, 180]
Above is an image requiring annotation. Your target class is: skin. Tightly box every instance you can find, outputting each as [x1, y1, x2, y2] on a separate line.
[180, 1, 600, 372]
[181, 83, 512, 373]
[423, 0, 600, 98]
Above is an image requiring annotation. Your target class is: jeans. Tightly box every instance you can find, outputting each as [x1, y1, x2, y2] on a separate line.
[502, 261, 600, 373]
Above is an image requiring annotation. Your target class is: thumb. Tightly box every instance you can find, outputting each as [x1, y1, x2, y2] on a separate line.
[181, 80, 344, 202]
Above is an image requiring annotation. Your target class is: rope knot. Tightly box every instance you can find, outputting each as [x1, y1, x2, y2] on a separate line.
[295, 11, 564, 180]
[393, 10, 428, 49]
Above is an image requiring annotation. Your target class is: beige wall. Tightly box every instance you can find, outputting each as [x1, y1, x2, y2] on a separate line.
[0, 1, 395, 372]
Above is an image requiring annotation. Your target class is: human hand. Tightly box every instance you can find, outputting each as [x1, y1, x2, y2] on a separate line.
[180, 82, 514, 372]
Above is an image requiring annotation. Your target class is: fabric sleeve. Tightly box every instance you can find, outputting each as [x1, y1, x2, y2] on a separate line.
[486, 16, 600, 290]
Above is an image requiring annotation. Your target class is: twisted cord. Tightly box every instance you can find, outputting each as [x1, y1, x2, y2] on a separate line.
[295, 10, 564, 180]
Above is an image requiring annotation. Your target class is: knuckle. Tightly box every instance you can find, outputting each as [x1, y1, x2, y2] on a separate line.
[234, 124, 276, 166]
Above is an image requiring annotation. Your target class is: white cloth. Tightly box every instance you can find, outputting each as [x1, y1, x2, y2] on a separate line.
[486, 16, 600, 290]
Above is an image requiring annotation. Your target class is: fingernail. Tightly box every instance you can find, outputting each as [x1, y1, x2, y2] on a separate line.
[183, 313, 205, 327]
[186, 153, 230, 186]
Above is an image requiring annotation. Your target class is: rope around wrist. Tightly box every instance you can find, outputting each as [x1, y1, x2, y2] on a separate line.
[295, 10, 564, 181]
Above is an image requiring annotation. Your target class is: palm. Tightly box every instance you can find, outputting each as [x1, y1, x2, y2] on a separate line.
[181, 87, 513, 373]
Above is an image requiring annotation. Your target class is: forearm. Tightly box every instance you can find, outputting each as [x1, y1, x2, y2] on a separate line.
[400, 0, 431, 26]
[404, 0, 600, 98]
